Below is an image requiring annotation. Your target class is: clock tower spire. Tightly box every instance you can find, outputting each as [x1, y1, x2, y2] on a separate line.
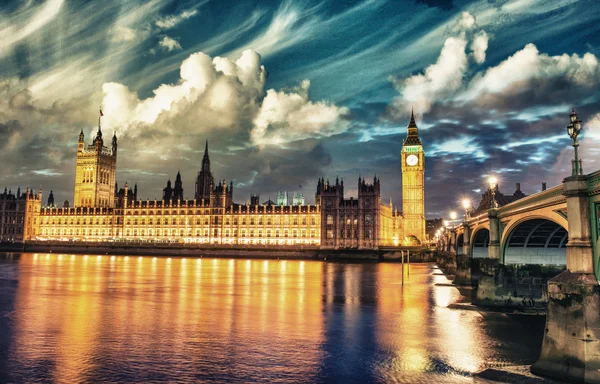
[401, 108, 426, 244]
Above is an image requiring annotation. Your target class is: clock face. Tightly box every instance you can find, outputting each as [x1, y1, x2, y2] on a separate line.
[406, 154, 418, 166]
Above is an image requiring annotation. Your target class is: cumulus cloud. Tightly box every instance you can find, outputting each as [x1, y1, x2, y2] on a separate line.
[470, 31, 488, 64]
[251, 80, 350, 146]
[101, 49, 349, 150]
[158, 36, 182, 51]
[453, 11, 475, 32]
[391, 11, 600, 119]
[390, 11, 486, 117]
[463, 44, 600, 101]
[103, 49, 265, 131]
[156, 9, 198, 29]
[391, 36, 468, 116]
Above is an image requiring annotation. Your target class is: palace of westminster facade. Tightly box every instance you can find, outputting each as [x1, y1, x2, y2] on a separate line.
[0, 112, 426, 249]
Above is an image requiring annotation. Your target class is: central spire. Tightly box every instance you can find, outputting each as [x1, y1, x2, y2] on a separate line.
[202, 140, 210, 171]
[408, 106, 417, 128]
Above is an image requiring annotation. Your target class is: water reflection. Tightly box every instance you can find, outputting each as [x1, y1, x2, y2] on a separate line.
[0, 253, 544, 383]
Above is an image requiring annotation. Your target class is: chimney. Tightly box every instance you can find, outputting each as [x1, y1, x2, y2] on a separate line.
[516, 183, 521, 192]
[542, 182, 547, 191]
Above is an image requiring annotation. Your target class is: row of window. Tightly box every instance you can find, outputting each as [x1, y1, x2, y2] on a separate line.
[40, 228, 319, 238]
[41, 216, 320, 226]
[326, 214, 372, 225]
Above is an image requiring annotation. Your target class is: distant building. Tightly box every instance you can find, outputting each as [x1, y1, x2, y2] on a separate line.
[426, 218, 443, 240]
[471, 183, 527, 216]
[292, 192, 305, 206]
[276, 191, 288, 206]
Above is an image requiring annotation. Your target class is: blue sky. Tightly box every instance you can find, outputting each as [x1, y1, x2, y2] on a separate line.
[1, 0, 600, 217]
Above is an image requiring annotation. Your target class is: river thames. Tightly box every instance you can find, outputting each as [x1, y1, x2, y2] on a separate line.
[0, 253, 545, 383]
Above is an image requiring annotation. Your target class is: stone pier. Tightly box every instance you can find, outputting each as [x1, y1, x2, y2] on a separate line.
[531, 175, 600, 383]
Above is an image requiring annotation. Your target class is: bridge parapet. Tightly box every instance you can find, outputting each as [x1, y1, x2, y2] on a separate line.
[496, 184, 565, 218]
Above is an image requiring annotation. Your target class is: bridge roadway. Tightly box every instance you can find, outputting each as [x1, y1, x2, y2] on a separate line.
[437, 169, 600, 382]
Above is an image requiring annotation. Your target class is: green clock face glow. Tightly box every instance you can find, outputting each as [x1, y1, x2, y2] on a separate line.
[406, 154, 418, 166]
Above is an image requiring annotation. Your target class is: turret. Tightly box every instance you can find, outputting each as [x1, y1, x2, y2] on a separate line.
[78, 129, 85, 153]
[48, 190, 55, 207]
[93, 107, 104, 150]
[173, 172, 183, 201]
[112, 131, 118, 156]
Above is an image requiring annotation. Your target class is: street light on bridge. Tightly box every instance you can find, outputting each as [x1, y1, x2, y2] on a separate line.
[462, 198, 471, 220]
[488, 176, 498, 209]
[567, 108, 583, 176]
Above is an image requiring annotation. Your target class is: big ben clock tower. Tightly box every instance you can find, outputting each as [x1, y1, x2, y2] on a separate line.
[401, 108, 426, 244]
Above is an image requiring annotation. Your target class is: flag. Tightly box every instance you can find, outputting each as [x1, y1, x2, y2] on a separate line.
[100, 108, 104, 117]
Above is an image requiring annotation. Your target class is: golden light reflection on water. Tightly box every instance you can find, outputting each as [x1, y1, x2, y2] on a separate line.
[10, 254, 328, 383]
[3, 254, 544, 383]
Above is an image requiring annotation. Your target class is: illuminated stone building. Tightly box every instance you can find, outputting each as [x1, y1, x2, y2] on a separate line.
[0, 187, 42, 242]
[22, 111, 425, 249]
[401, 109, 426, 244]
[317, 177, 401, 249]
[73, 113, 117, 208]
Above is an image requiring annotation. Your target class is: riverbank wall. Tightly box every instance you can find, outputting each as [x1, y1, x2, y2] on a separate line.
[0, 242, 436, 262]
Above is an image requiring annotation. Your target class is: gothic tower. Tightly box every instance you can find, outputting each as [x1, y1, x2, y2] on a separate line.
[74, 109, 117, 207]
[173, 171, 184, 201]
[195, 140, 214, 203]
[401, 109, 426, 244]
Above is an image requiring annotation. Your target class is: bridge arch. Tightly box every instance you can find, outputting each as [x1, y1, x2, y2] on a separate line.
[471, 225, 490, 258]
[502, 217, 567, 265]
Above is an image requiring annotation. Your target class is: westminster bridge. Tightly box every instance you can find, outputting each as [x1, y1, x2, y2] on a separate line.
[436, 171, 600, 382]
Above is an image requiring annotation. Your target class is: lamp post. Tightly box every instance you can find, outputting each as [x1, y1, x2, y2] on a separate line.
[462, 199, 471, 220]
[488, 176, 498, 209]
[567, 108, 583, 176]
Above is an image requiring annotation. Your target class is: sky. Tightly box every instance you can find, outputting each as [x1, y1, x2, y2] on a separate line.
[1, 0, 600, 218]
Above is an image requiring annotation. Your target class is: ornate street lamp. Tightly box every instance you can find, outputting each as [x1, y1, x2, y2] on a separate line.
[462, 198, 471, 219]
[488, 176, 498, 209]
[567, 108, 583, 176]
[448, 211, 457, 229]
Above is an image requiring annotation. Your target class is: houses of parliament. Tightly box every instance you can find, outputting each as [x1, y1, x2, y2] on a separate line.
[0, 111, 426, 249]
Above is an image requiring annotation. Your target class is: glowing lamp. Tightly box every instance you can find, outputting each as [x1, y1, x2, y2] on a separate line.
[462, 199, 471, 210]
[450, 211, 457, 220]
[488, 176, 497, 190]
